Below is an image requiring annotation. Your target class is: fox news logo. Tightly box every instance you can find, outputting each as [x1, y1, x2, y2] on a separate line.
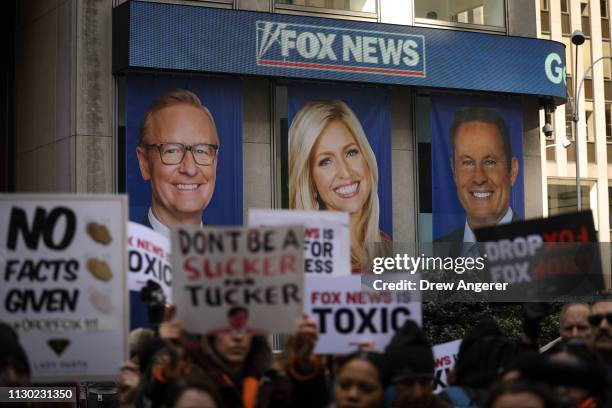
[256, 21, 426, 77]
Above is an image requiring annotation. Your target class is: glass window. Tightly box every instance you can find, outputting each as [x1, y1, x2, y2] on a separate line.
[609, 185, 612, 229]
[275, 0, 376, 13]
[582, 0, 590, 16]
[414, 0, 506, 28]
[562, 0, 569, 13]
[548, 181, 591, 215]
[562, 0, 571, 34]
[602, 0, 608, 17]
[583, 39, 593, 73]
[582, 1, 592, 36]
[566, 102, 574, 140]
[563, 36, 573, 75]
[605, 79, 612, 100]
[604, 41, 611, 78]
[541, 10, 551, 33]
[605, 103, 612, 138]
[585, 102, 595, 141]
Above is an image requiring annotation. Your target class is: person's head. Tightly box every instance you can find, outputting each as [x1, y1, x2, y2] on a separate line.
[164, 375, 225, 408]
[227, 306, 248, 331]
[334, 351, 388, 408]
[559, 303, 591, 341]
[207, 333, 271, 377]
[546, 339, 609, 407]
[485, 379, 559, 408]
[383, 321, 436, 406]
[0, 322, 30, 386]
[452, 318, 519, 390]
[449, 107, 519, 229]
[589, 299, 612, 362]
[136, 89, 219, 227]
[288, 100, 381, 251]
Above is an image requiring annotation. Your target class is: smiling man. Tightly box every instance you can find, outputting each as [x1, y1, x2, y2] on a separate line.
[437, 107, 519, 256]
[136, 89, 219, 236]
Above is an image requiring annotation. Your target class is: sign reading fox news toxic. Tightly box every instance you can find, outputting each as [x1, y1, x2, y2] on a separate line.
[256, 21, 425, 78]
[475, 211, 604, 301]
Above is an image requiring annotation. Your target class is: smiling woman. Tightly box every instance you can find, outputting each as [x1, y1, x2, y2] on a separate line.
[288, 99, 388, 272]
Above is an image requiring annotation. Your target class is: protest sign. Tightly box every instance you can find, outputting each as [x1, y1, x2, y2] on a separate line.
[248, 209, 350, 275]
[128, 222, 172, 329]
[0, 194, 128, 382]
[304, 275, 421, 354]
[171, 225, 304, 334]
[128, 222, 172, 299]
[432, 339, 461, 393]
[475, 210, 604, 301]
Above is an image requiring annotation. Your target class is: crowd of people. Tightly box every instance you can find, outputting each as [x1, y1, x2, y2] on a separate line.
[2, 299, 611, 408]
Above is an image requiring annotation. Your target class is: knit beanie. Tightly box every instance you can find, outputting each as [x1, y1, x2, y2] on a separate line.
[384, 320, 434, 382]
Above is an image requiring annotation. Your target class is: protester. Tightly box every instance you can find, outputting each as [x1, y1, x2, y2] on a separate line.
[164, 375, 226, 408]
[118, 328, 157, 407]
[559, 303, 591, 342]
[441, 318, 522, 407]
[508, 339, 609, 408]
[160, 306, 327, 408]
[332, 351, 388, 408]
[484, 379, 559, 408]
[588, 299, 612, 368]
[384, 321, 452, 408]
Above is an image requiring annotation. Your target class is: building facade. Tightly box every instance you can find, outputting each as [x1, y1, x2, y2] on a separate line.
[9, 0, 576, 272]
[538, 0, 611, 243]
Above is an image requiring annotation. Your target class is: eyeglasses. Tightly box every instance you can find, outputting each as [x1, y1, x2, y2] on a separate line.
[144, 143, 219, 166]
[588, 313, 612, 326]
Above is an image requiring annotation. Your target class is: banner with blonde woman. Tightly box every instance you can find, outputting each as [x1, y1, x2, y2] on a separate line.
[287, 83, 392, 273]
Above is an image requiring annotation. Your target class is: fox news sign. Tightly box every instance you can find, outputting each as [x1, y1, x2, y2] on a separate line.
[116, 2, 567, 99]
[255, 21, 426, 78]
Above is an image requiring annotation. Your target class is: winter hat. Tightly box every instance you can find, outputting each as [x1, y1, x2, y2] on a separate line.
[384, 320, 434, 382]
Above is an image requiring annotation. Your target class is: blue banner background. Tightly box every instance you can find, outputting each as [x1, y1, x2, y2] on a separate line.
[125, 73, 243, 226]
[287, 82, 392, 237]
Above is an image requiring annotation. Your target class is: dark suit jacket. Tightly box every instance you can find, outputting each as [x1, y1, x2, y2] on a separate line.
[434, 210, 520, 258]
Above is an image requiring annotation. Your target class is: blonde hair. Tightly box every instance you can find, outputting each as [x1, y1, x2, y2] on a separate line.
[138, 88, 218, 146]
[288, 100, 382, 268]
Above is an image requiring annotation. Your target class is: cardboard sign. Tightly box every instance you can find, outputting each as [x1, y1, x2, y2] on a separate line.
[128, 222, 172, 301]
[304, 275, 422, 354]
[0, 194, 128, 382]
[171, 225, 304, 334]
[248, 209, 351, 275]
[432, 339, 461, 393]
[475, 211, 604, 301]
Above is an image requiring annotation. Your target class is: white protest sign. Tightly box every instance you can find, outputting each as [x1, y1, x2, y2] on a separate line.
[248, 209, 350, 275]
[128, 222, 172, 302]
[432, 339, 461, 393]
[304, 275, 422, 354]
[0, 194, 128, 382]
[171, 225, 304, 334]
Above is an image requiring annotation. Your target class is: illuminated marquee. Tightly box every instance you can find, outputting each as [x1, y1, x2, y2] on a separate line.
[256, 21, 426, 77]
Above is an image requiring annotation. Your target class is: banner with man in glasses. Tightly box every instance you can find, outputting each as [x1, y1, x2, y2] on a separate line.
[126, 73, 243, 233]
[125, 74, 243, 328]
